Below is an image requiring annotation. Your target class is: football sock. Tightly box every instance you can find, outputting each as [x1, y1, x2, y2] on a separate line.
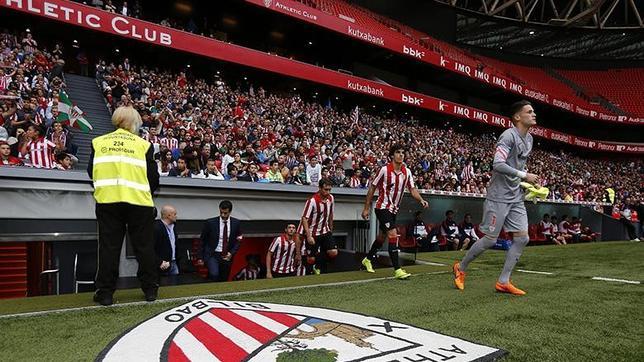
[367, 239, 383, 262]
[459, 234, 497, 272]
[499, 234, 529, 284]
[388, 237, 400, 270]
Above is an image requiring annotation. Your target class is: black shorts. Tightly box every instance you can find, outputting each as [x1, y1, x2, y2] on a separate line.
[306, 232, 338, 254]
[375, 209, 397, 233]
[271, 271, 294, 278]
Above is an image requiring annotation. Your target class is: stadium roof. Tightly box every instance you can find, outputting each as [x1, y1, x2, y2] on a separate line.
[436, 0, 644, 59]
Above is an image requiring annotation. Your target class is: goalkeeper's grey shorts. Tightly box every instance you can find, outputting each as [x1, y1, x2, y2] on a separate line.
[479, 200, 528, 237]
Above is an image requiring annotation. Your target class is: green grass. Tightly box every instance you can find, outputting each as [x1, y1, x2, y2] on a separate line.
[1, 241, 643, 361]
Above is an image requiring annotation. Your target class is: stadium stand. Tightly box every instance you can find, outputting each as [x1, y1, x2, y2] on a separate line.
[290, 0, 629, 117]
[557, 69, 644, 117]
[90, 53, 642, 204]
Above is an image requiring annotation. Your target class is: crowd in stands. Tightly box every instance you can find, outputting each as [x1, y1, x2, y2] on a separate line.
[93, 54, 643, 206]
[0, 30, 77, 170]
[0, 28, 642, 220]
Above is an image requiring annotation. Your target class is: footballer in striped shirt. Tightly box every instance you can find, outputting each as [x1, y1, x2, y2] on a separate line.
[297, 178, 337, 275]
[361, 144, 429, 279]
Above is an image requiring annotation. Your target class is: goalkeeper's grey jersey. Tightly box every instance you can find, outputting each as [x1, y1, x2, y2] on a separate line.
[486, 127, 533, 203]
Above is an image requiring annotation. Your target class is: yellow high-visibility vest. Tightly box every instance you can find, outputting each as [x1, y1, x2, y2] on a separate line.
[605, 188, 615, 204]
[91, 128, 153, 207]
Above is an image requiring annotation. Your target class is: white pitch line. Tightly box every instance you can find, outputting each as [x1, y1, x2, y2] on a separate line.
[415, 260, 447, 266]
[517, 269, 554, 275]
[0, 270, 450, 320]
[591, 277, 641, 285]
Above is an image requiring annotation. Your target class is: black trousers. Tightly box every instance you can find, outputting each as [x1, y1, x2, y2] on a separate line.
[205, 252, 232, 282]
[95, 202, 159, 294]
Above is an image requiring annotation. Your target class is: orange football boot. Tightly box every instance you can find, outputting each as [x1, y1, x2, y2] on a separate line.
[495, 281, 526, 296]
[453, 261, 465, 290]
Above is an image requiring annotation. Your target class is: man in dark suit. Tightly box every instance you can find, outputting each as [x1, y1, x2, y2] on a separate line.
[198, 200, 243, 281]
[154, 205, 182, 276]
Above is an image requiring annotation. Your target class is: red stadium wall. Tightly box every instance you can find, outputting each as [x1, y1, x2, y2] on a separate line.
[3, 0, 642, 154]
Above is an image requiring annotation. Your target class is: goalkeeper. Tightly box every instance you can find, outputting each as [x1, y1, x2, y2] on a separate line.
[452, 101, 540, 296]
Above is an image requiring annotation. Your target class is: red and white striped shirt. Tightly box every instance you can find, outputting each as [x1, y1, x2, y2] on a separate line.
[297, 193, 334, 236]
[540, 221, 553, 235]
[160, 137, 179, 150]
[25, 137, 56, 169]
[268, 234, 296, 274]
[234, 266, 259, 281]
[373, 163, 415, 214]
[145, 134, 160, 144]
[349, 176, 361, 188]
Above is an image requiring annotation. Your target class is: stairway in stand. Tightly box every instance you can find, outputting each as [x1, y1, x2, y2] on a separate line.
[63, 74, 114, 171]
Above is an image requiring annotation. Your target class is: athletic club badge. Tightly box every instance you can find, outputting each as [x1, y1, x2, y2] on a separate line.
[264, 0, 272, 8]
[97, 299, 505, 361]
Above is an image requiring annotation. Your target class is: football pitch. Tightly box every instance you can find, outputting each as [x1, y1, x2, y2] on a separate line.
[1, 241, 642, 361]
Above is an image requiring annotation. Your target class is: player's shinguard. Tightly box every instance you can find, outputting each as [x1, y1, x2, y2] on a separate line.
[454, 100, 539, 295]
[298, 178, 337, 275]
[361, 144, 429, 279]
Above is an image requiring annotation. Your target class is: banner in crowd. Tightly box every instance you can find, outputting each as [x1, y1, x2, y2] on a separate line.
[245, 0, 643, 125]
[3, 0, 642, 154]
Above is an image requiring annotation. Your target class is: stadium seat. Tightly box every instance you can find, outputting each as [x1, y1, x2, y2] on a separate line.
[73, 252, 96, 293]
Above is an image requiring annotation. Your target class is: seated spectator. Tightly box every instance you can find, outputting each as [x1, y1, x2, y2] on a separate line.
[0, 140, 22, 166]
[306, 156, 322, 186]
[168, 156, 191, 177]
[459, 213, 479, 251]
[234, 254, 262, 281]
[331, 168, 346, 187]
[238, 163, 260, 182]
[195, 158, 224, 180]
[558, 215, 573, 243]
[226, 165, 240, 181]
[441, 210, 460, 250]
[157, 149, 176, 176]
[19, 123, 56, 169]
[349, 169, 362, 188]
[53, 152, 72, 170]
[569, 217, 582, 243]
[47, 121, 76, 157]
[265, 160, 284, 183]
[540, 213, 566, 245]
[286, 167, 305, 185]
[580, 226, 599, 242]
[407, 211, 437, 252]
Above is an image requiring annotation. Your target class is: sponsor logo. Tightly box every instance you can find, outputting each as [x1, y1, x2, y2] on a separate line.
[550, 132, 570, 143]
[489, 214, 497, 232]
[524, 89, 548, 102]
[98, 299, 505, 361]
[347, 26, 385, 46]
[616, 145, 626, 151]
[402, 94, 423, 105]
[552, 99, 573, 111]
[274, 1, 318, 20]
[403, 45, 425, 59]
[598, 113, 617, 121]
[346, 80, 384, 97]
[588, 141, 596, 148]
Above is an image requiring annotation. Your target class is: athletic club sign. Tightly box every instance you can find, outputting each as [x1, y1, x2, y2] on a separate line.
[97, 299, 505, 361]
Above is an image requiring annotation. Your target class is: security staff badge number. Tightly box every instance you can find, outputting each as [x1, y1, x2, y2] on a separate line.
[98, 299, 506, 361]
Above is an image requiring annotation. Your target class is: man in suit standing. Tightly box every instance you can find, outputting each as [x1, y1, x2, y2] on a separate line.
[154, 205, 182, 276]
[198, 200, 243, 281]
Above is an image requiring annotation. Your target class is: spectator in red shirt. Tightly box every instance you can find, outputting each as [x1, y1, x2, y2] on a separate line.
[0, 140, 22, 166]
